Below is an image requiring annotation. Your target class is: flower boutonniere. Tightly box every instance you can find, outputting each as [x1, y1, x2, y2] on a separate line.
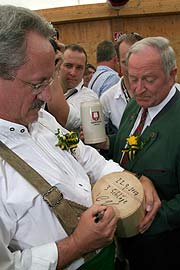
[55, 128, 79, 153]
[122, 135, 145, 160]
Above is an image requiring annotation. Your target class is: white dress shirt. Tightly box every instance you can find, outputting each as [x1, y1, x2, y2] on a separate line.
[120, 84, 177, 164]
[130, 85, 177, 135]
[100, 77, 128, 130]
[65, 80, 98, 131]
[0, 109, 123, 270]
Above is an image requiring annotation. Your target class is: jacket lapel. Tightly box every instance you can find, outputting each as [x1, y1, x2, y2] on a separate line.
[118, 89, 180, 169]
[117, 104, 140, 154]
[125, 127, 159, 170]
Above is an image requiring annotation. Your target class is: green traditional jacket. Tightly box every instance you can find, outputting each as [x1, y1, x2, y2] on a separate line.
[108, 89, 180, 238]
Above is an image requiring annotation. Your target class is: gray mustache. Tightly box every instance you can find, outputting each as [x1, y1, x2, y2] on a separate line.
[31, 99, 45, 110]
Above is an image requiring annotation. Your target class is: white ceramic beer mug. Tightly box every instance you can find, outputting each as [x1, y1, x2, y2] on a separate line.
[80, 100, 106, 144]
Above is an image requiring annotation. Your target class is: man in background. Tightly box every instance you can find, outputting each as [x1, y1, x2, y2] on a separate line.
[46, 44, 98, 132]
[100, 33, 143, 134]
[88, 40, 120, 97]
[83, 63, 96, 87]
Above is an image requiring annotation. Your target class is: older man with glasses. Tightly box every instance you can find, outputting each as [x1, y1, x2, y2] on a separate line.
[0, 5, 160, 270]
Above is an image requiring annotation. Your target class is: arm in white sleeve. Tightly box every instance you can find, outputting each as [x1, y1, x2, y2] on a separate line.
[65, 88, 98, 131]
[74, 140, 124, 184]
[0, 241, 57, 270]
[65, 103, 81, 130]
[100, 94, 110, 126]
[0, 201, 58, 270]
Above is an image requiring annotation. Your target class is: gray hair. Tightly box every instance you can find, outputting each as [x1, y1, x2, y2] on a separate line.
[96, 40, 117, 63]
[115, 32, 144, 60]
[126, 36, 177, 78]
[0, 5, 55, 79]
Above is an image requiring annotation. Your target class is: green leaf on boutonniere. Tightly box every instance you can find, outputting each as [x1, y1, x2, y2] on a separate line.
[55, 128, 79, 152]
[122, 135, 145, 160]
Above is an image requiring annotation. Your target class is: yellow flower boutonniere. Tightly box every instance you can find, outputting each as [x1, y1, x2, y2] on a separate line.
[55, 128, 79, 153]
[122, 135, 145, 160]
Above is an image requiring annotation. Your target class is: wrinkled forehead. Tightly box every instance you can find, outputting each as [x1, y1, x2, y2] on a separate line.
[128, 46, 162, 67]
[26, 31, 54, 57]
[17, 31, 55, 78]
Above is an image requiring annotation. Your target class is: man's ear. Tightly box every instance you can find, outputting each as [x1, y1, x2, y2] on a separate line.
[169, 67, 177, 83]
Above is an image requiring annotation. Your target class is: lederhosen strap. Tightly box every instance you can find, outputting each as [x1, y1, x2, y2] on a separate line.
[121, 78, 130, 103]
[65, 88, 78, 100]
[65, 84, 84, 100]
[0, 140, 87, 234]
[90, 70, 108, 89]
[0, 140, 96, 261]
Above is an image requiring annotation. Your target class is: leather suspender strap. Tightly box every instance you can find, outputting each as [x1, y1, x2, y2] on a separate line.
[121, 78, 130, 103]
[0, 141, 97, 262]
[65, 88, 78, 100]
[0, 140, 87, 235]
[90, 70, 108, 89]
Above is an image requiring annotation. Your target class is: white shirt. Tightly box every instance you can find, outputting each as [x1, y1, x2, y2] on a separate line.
[120, 85, 177, 163]
[0, 109, 123, 270]
[65, 80, 98, 131]
[100, 77, 128, 130]
[175, 82, 180, 90]
[131, 85, 177, 135]
[88, 66, 120, 97]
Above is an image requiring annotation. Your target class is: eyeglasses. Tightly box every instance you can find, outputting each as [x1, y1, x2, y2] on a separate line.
[11, 74, 54, 95]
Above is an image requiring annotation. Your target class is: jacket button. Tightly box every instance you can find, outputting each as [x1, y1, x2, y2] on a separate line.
[150, 132, 156, 138]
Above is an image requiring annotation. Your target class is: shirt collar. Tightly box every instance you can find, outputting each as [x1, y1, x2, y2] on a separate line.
[114, 77, 126, 100]
[0, 118, 29, 138]
[114, 90, 123, 99]
[65, 80, 84, 98]
[147, 84, 177, 122]
[97, 65, 115, 72]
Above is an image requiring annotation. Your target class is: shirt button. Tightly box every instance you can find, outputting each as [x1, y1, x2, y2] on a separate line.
[10, 127, 15, 131]
[20, 129, 25, 133]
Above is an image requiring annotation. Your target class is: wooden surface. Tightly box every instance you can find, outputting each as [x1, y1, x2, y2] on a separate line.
[37, 0, 180, 23]
[92, 171, 145, 237]
[36, 0, 180, 81]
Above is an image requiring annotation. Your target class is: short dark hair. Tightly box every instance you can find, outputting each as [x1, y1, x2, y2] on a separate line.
[96, 40, 117, 63]
[86, 63, 96, 71]
[64, 44, 87, 65]
[84, 63, 96, 75]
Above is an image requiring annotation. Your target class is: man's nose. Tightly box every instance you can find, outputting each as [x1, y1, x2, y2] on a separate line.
[37, 86, 51, 102]
[70, 67, 77, 76]
[135, 80, 145, 94]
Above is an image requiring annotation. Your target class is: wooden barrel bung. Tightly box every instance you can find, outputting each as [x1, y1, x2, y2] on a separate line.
[92, 171, 145, 238]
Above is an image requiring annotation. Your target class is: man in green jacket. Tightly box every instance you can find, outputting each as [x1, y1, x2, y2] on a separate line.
[100, 36, 180, 270]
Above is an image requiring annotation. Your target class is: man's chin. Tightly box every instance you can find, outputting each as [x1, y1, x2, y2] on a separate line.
[31, 100, 45, 110]
[27, 104, 42, 122]
[136, 99, 150, 108]
[68, 84, 76, 89]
